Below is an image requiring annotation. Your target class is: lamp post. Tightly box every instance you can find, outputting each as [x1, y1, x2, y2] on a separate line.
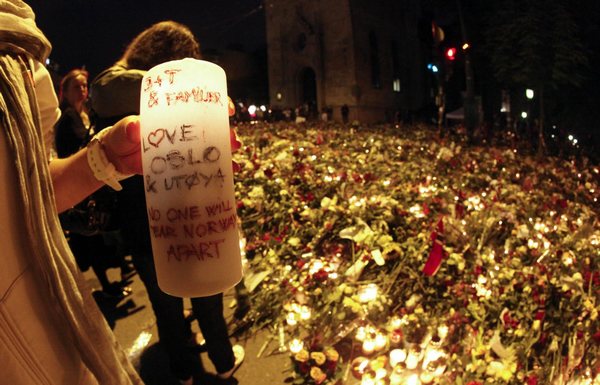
[525, 88, 534, 142]
[456, 0, 475, 144]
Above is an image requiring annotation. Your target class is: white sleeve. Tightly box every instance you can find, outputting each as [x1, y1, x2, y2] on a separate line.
[32, 60, 60, 160]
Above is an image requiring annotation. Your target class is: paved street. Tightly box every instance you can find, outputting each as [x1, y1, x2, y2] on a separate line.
[84, 266, 291, 385]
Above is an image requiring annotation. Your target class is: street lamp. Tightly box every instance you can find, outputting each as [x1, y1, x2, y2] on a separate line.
[526, 89, 534, 100]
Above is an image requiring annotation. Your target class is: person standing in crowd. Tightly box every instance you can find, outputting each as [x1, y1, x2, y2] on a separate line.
[55, 68, 135, 300]
[341, 103, 349, 124]
[90, 20, 244, 385]
[55, 68, 90, 157]
[0, 1, 142, 383]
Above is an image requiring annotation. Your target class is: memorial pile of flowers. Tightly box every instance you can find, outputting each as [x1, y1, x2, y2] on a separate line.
[232, 121, 599, 385]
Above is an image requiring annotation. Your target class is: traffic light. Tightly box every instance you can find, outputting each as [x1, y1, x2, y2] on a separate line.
[445, 47, 457, 61]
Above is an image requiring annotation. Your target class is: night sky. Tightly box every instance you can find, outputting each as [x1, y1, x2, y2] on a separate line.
[27, 0, 265, 77]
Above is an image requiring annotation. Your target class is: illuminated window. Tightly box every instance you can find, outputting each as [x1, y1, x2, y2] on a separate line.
[393, 78, 401, 92]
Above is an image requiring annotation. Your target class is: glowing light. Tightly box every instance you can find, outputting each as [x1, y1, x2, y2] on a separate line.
[356, 327, 368, 342]
[362, 339, 376, 355]
[420, 372, 435, 384]
[389, 349, 407, 367]
[526, 89, 534, 99]
[248, 105, 257, 116]
[361, 376, 376, 385]
[437, 325, 449, 340]
[462, 43, 470, 50]
[286, 312, 298, 326]
[289, 338, 304, 353]
[405, 349, 421, 369]
[406, 373, 421, 385]
[126, 331, 153, 361]
[389, 316, 403, 329]
[521, 111, 528, 119]
[374, 333, 388, 351]
[358, 283, 379, 303]
[299, 305, 312, 320]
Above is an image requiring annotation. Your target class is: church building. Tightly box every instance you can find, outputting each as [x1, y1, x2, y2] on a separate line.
[264, 0, 429, 123]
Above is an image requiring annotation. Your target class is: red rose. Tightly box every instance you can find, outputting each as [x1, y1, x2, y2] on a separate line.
[592, 330, 600, 344]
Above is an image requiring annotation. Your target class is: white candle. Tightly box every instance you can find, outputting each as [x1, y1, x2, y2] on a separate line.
[140, 59, 242, 297]
[374, 333, 388, 351]
[362, 339, 376, 355]
[405, 348, 421, 369]
[289, 338, 304, 353]
[420, 372, 434, 384]
[389, 349, 407, 367]
[389, 367, 404, 385]
[406, 374, 422, 385]
[356, 326, 367, 342]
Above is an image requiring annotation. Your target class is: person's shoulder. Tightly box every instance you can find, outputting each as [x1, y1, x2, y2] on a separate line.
[56, 107, 78, 122]
[92, 64, 145, 86]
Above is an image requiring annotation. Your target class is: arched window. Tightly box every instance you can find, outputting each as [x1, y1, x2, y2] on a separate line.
[369, 31, 381, 89]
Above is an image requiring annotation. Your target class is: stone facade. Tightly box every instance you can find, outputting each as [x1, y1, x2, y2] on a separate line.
[264, 0, 428, 123]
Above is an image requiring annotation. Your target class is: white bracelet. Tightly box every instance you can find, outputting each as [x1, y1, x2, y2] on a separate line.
[86, 127, 132, 191]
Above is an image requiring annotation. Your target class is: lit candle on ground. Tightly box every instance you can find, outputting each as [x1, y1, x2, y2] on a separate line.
[406, 373, 422, 385]
[356, 326, 367, 342]
[389, 349, 407, 367]
[405, 348, 421, 369]
[374, 368, 387, 380]
[389, 316, 402, 329]
[362, 339, 376, 355]
[286, 312, 298, 326]
[374, 333, 388, 351]
[420, 372, 434, 384]
[361, 375, 376, 385]
[389, 367, 404, 385]
[299, 305, 311, 320]
[351, 357, 370, 379]
[289, 339, 304, 354]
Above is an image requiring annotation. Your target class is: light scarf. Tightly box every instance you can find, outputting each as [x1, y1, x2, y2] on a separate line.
[0, 1, 142, 383]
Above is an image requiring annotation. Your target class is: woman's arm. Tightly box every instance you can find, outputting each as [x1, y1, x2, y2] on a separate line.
[50, 115, 142, 213]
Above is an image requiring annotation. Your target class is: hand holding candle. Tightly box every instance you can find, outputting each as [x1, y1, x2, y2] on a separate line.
[139, 58, 242, 297]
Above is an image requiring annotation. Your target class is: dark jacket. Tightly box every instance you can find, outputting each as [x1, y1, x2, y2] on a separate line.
[90, 65, 152, 255]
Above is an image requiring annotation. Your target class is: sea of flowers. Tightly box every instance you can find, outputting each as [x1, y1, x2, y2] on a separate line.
[231, 121, 599, 385]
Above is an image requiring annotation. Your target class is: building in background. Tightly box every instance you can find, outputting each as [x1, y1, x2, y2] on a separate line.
[264, 0, 429, 124]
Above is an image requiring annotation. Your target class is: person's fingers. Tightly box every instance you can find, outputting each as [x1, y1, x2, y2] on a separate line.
[102, 115, 142, 174]
[124, 119, 141, 146]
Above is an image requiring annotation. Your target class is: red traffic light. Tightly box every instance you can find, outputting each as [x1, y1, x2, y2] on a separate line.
[445, 47, 457, 61]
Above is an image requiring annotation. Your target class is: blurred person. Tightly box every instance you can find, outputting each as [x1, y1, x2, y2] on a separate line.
[55, 68, 90, 157]
[90, 20, 244, 385]
[55, 68, 135, 300]
[0, 1, 143, 383]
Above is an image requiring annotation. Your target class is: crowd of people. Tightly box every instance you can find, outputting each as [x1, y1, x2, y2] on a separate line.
[1, 1, 243, 384]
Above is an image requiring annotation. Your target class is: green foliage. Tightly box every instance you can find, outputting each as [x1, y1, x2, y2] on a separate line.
[483, 0, 588, 89]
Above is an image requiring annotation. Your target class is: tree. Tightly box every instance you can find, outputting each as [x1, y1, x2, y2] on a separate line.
[483, 0, 588, 156]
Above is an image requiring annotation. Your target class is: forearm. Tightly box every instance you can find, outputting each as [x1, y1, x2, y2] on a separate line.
[50, 147, 104, 213]
[50, 116, 141, 213]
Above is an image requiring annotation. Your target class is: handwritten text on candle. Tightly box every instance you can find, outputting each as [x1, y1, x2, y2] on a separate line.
[148, 200, 236, 262]
[143, 69, 223, 108]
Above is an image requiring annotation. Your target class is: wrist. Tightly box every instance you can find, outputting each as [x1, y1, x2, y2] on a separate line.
[86, 128, 132, 191]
